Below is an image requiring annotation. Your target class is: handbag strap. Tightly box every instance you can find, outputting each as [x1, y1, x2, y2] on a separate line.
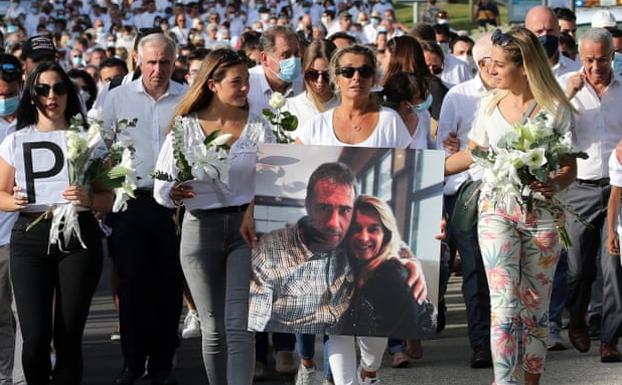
[521, 100, 538, 124]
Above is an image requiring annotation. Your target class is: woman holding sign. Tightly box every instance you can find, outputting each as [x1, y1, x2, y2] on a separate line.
[153, 48, 273, 385]
[0, 62, 113, 385]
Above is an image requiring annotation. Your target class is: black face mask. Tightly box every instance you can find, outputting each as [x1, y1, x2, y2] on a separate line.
[538, 34, 559, 58]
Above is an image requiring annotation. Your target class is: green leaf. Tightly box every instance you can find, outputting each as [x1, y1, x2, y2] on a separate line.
[262, 109, 275, 119]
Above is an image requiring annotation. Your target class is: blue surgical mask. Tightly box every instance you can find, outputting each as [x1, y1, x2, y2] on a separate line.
[271, 55, 301, 83]
[370, 17, 379, 27]
[0, 95, 19, 117]
[412, 93, 433, 113]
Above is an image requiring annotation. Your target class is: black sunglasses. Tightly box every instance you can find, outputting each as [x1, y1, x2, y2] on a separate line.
[492, 29, 513, 47]
[335, 65, 374, 79]
[305, 69, 330, 81]
[34, 82, 69, 97]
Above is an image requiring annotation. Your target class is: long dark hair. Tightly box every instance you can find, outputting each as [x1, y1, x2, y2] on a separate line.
[68, 68, 98, 110]
[16, 62, 85, 131]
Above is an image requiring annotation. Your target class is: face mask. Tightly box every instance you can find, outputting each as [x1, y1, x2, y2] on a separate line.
[72, 56, 83, 66]
[261, 13, 269, 22]
[538, 34, 559, 58]
[6, 25, 17, 34]
[79, 89, 90, 102]
[107, 39, 116, 47]
[436, 18, 448, 25]
[31, 8, 39, 14]
[0, 96, 19, 117]
[456, 54, 476, 69]
[412, 93, 433, 113]
[613, 52, 622, 75]
[303, 7, 310, 13]
[321, 16, 328, 25]
[377, 26, 387, 33]
[370, 18, 379, 27]
[270, 55, 301, 82]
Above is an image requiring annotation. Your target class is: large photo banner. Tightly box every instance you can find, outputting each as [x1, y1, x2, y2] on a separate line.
[249, 144, 445, 339]
[14, 131, 69, 209]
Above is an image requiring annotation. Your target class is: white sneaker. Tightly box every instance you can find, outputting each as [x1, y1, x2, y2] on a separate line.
[357, 365, 380, 385]
[181, 310, 201, 339]
[294, 363, 316, 385]
[274, 350, 297, 374]
[547, 321, 567, 351]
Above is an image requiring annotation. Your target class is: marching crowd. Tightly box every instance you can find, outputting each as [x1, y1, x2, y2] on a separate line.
[0, 0, 620, 385]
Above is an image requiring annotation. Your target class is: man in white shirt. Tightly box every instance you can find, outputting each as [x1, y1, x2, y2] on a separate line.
[371, 0, 393, 16]
[24, 2, 45, 37]
[0, 54, 24, 385]
[169, 13, 189, 45]
[436, 32, 494, 370]
[248, 26, 303, 117]
[103, 33, 186, 385]
[136, 0, 162, 29]
[525, 6, 580, 78]
[560, 28, 622, 363]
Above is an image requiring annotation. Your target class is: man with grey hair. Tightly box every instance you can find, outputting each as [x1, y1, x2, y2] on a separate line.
[436, 32, 494, 369]
[248, 25, 303, 117]
[560, 27, 622, 363]
[103, 33, 187, 385]
[525, 5, 580, 77]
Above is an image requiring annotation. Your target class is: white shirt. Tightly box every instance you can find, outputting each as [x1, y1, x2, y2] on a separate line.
[553, 53, 581, 79]
[608, 150, 622, 235]
[372, 2, 393, 15]
[136, 11, 162, 29]
[103, 78, 186, 189]
[559, 72, 622, 180]
[440, 54, 473, 89]
[297, 106, 413, 148]
[0, 119, 17, 246]
[283, 91, 340, 140]
[153, 113, 273, 209]
[437, 76, 487, 194]
[411, 109, 432, 150]
[248, 65, 304, 117]
[363, 24, 378, 45]
[170, 26, 190, 45]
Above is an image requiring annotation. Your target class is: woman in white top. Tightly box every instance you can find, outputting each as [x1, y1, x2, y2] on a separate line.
[445, 27, 576, 385]
[0, 63, 112, 385]
[283, 39, 340, 141]
[153, 48, 272, 385]
[297, 44, 412, 385]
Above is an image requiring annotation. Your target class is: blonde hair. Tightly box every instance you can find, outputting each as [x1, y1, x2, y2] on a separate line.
[487, 26, 576, 117]
[303, 39, 337, 112]
[349, 195, 402, 272]
[167, 48, 246, 132]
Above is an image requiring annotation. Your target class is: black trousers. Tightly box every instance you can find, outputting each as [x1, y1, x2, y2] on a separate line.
[565, 182, 622, 344]
[10, 212, 103, 385]
[108, 195, 183, 372]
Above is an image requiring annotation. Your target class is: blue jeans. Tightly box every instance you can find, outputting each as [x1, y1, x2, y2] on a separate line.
[181, 209, 255, 385]
[296, 334, 332, 379]
[548, 249, 568, 325]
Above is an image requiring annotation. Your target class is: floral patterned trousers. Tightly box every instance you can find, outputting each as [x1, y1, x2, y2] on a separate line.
[478, 198, 561, 385]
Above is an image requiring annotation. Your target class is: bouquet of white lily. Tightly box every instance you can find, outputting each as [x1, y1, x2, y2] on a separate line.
[262, 92, 298, 144]
[472, 111, 588, 247]
[27, 114, 138, 252]
[151, 116, 232, 185]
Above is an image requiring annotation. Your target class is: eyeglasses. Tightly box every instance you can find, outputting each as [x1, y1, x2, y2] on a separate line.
[492, 29, 513, 47]
[33, 82, 69, 97]
[0, 63, 21, 81]
[335, 65, 374, 79]
[305, 69, 330, 81]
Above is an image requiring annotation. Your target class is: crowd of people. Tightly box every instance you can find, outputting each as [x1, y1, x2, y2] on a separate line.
[0, 0, 620, 385]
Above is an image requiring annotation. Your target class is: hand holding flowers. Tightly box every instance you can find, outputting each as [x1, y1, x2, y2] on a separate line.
[262, 92, 298, 144]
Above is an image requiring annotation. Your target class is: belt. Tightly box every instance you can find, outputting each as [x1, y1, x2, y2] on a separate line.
[576, 178, 610, 187]
[191, 204, 249, 215]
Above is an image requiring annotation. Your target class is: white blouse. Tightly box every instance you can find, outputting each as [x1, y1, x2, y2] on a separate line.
[297, 106, 413, 148]
[153, 113, 273, 209]
[283, 91, 340, 140]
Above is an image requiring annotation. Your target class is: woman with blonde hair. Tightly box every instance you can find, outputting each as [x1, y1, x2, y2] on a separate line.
[445, 27, 576, 385]
[153, 48, 273, 385]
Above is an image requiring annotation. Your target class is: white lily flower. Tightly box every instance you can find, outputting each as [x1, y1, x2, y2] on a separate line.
[525, 147, 547, 169]
[209, 132, 233, 146]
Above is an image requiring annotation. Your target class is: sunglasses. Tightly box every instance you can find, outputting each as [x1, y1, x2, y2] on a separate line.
[304, 69, 330, 81]
[335, 65, 374, 79]
[492, 29, 513, 47]
[34, 82, 69, 97]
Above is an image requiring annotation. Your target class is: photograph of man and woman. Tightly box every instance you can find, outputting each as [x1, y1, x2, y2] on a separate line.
[248, 144, 444, 340]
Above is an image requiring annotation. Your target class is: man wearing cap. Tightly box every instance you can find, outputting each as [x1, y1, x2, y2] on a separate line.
[20, 35, 56, 77]
[561, 27, 622, 363]
[0, 53, 25, 385]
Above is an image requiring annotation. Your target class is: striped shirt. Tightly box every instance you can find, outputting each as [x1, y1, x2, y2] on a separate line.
[248, 217, 355, 334]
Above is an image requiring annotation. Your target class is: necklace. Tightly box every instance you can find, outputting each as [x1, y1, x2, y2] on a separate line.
[340, 105, 369, 131]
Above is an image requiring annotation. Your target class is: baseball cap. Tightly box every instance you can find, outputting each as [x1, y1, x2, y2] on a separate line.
[591, 10, 617, 29]
[21, 35, 56, 62]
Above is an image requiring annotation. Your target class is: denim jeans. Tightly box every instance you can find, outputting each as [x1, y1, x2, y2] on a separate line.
[0, 244, 24, 385]
[181, 209, 255, 385]
[295, 334, 332, 379]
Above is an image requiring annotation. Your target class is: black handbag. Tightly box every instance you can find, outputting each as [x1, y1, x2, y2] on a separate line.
[449, 100, 538, 232]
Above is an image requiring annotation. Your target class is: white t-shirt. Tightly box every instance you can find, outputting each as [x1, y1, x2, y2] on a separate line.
[153, 113, 273, 210]
[283, 91, 340, 140]
[0, 119, 17, 246]
[297, 106, 413, 148]
[609, 150, 622, 237]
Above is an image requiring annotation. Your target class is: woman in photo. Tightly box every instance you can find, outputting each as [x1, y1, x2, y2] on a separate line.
[0, 62, 112, 384]
[336, 194, 437, 338]
[445, 27, 576, 385]
[153, 48, 272, 385]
